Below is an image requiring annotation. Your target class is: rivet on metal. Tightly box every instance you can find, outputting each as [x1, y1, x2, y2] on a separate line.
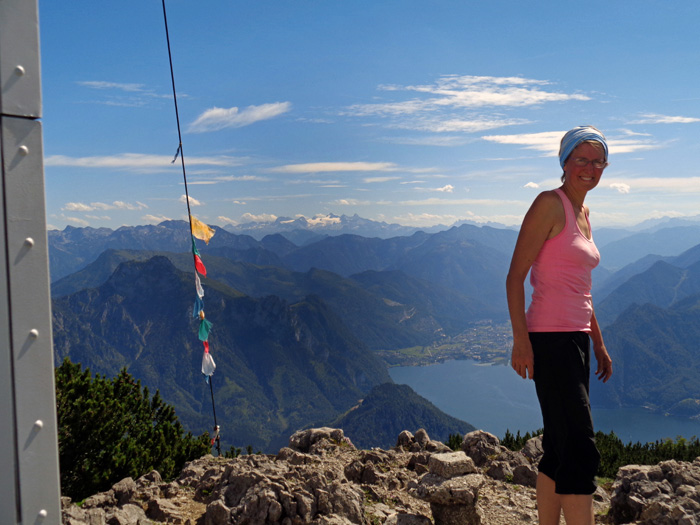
[25, 237, 35, 247]
[34, 420, 44, 430]
[29, 328, 39, 339]
[38, 509, 48, 518]
[15, 65, 25, 76]
[19, 145, 29, 156]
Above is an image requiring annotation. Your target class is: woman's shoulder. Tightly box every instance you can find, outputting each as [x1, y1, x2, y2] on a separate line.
[531, 189, 564, 211]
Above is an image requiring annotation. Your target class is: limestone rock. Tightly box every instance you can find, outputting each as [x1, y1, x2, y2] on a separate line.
[610, 459, 700, 524]
[59, 426, 689, 525]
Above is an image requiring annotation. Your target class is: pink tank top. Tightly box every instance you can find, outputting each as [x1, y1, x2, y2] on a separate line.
[526, 188, 600, 333]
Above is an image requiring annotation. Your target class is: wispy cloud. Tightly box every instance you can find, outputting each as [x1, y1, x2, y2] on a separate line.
[77, 81, 146, 92]
[350, 75, 589, 115]
[63, 200, 148, 212]
[363, 176, 400, 183]
[76, 80, 172, 107]
[482, 131, 660, 156]
[413, 184, 455, 193]
[240, 213, 278, 223]
[605, 176, 700, 193]
[142, 214, 171, 224]
[335, 198, 370, 206]
[188, 102, 292, 133]
[271, 162, 398, 174]
[188, 174, 268, 185]
[217, 216, 238, 226]
[345, 75, 589, 135]
[609, 182, 631, 194]
[628, 113, 700, 125]
[46, 153, 241, 171]
[180, 195, 202, 206]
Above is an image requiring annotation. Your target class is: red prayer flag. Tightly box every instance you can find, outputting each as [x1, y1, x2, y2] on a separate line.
[194, 254, 207, 277]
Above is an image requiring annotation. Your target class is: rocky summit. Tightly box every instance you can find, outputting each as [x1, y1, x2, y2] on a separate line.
[61, 427, 700, 525]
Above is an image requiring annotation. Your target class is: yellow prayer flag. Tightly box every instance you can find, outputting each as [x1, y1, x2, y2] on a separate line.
[190, 215, 215, 244]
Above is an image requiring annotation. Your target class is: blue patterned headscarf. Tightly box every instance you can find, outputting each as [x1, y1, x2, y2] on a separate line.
[559, 126, 608, 168]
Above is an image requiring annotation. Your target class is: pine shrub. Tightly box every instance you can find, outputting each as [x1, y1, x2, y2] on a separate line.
[55, 358, 211, 500]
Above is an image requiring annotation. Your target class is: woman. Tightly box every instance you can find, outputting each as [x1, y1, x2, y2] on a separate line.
[506, 126, 614, 525]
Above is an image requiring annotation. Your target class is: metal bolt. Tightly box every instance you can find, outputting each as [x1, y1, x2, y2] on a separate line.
[18, 145, 29, 156]
[34, 420, 44, 430]
[38, 509, 48, 518]
[15, 65, 25, 76]
[29, 328, 39, 339]
[25, 237, 35, 247]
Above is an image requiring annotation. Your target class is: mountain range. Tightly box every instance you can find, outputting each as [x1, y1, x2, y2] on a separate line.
[48, 214, 700, 449]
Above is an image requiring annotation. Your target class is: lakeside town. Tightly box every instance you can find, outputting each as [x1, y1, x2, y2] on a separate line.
[376, 321, 512, 368]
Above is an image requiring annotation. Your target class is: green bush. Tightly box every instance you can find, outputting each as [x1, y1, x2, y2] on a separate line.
[496, 427, 700, 479]
[56, 358, 211, 500]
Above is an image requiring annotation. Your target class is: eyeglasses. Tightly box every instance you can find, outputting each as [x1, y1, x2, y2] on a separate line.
[572, 157, 608, 169]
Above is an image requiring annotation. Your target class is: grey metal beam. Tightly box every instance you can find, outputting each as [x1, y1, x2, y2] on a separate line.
[1, 0, 62, 523]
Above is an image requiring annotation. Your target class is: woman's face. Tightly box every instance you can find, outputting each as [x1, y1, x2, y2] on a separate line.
[563, 142, 606, 192]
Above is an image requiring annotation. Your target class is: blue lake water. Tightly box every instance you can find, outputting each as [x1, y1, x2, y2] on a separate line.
[389, 359, 700, 445]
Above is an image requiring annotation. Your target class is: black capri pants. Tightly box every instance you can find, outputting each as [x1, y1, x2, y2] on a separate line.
[530, 331, 600, 495]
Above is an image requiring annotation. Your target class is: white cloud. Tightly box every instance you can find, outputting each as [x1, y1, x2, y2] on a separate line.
[348, 75, 589, 117]
[628, 113, 700, 125]
[606, 176, 700, 193]
[217, 216, 238, 226]
[335, 199, 370, 206]
[180, 195, 202, 206]
[45, 153, 240, 170]
[481, 131, 565, 156]
[189, 175, 268, 185]
[436, 184, 454, 193]
[240, 213, 277, 223]
[63, 202, 94, 212]
[394, 117, 530, 134]
[363, 176, 400, 183]
[77, 81, 145, 92]
[63, 200, 148, 212]
[271, 162, 397, 174]
[609, 182, 631, 194]
[142, 214, 171, 224]
[188, 102, 292, 133]
[524, 182, 540, 189]
[64, 216, 90, 227]
[482, 131, 660, 156]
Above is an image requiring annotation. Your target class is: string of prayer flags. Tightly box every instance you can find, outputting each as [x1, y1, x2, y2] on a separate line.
[189, 215, 216, 380]
[191, 215, 216, 244]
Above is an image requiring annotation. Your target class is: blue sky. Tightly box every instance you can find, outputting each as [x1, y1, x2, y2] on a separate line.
[38, 0, 700, 231]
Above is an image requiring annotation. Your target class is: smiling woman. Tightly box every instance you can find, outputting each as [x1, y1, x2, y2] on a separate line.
[506, 125, 613, 525]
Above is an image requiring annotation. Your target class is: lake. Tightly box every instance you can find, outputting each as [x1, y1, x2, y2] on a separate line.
[389, 359, 700, 445]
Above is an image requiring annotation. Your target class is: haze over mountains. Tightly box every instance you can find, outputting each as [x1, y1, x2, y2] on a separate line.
[48, 213, 700, 450]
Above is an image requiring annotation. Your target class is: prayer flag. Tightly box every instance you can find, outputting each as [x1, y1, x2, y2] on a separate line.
[194, 254, 207, 277]
[195, 273, 204, 298]
[191, 215, 215, 244]
[202, 342, 216, 376]
[198, 318, 213, 341]
[193, 296, 204, 318]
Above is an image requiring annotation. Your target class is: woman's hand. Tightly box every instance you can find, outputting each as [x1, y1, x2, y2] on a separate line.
[511, 338, 535, 380]
[594, 345, 613, 383]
